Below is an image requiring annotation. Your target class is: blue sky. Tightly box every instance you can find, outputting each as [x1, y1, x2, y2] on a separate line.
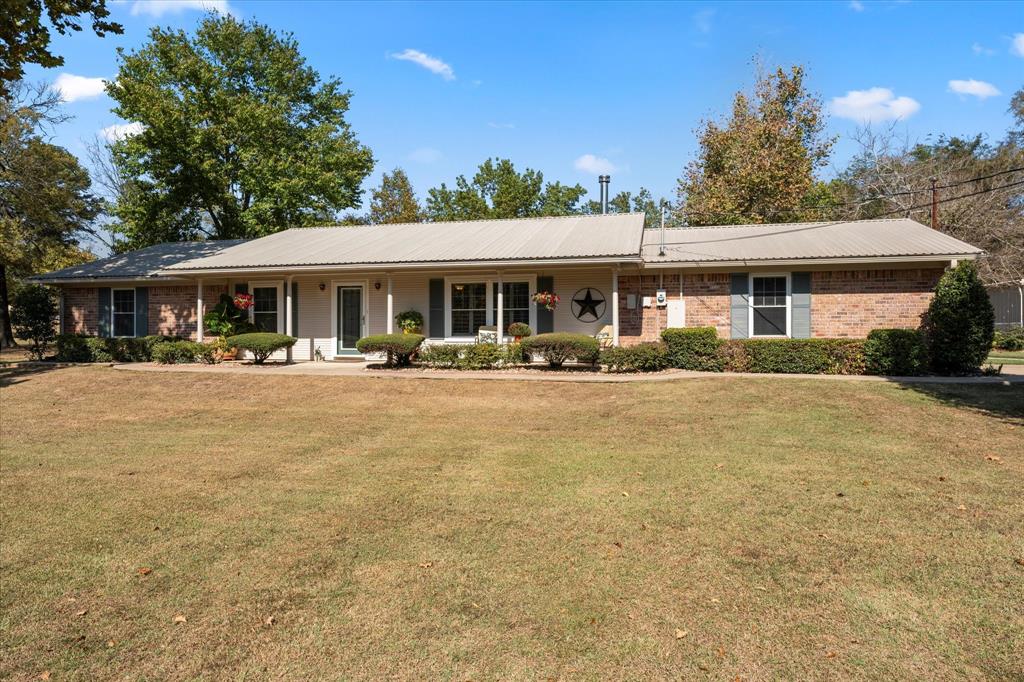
[25, 0, 1024, 210]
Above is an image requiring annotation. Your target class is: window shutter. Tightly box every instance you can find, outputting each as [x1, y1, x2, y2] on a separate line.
[729, 274, 748, 339]
[429, 278, 444, 338]
[791, 272, 811, 339]
[135, 287, 148, 337]
[98, 287, 111, 338]
[536, 276, 554, 333]
[234, 283, 248, 295]
[291, 281, 299, 337]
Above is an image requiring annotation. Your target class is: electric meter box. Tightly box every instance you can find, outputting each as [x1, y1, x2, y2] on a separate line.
[655, 290, 668, 307]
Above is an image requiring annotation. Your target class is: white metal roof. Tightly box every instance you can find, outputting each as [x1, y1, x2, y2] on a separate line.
[165, 213, 647, 272]
[641, 218, 982, 266]
[30, 240, 247, 283]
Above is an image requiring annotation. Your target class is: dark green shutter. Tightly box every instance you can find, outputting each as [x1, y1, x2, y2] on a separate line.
[536, 276, 554, 333]
[429, 278, 444, 338]
[234, 283, 248, 295]
[791, 272, 811, 339]
[134, 287, 148, 337]
[98, 287, 111, 337]
[291, 281, 299, 337]
[729, 274, 748, 339]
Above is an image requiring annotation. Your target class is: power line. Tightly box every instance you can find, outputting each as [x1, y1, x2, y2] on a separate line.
[877, 177, 1024, 218]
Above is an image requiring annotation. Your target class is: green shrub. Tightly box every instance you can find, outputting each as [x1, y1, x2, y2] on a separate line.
[354, 333, 423, 367]
[227, 332, 298, 365]
[601, 342, 669, 373]
[993, 328, 1024, 351]
[521, 333, 600, 368]
[203, 293, 255, 337]
[922, 262, 994, 374]
[395, 310, 424, 333]
[11, 284, 58, 360]
[863, 329, 928, 376]
[500, 342, 525, 366]
[417, 343, 461, 368]
[458, 343, 500, 370]
[54, 334, 185, 362]
[661, 327, 724, 371]
[55, 334, 93, 362]
[725, 339, 866, 374]
[151, 340, 206, 364]
[507, 322, 532, 338]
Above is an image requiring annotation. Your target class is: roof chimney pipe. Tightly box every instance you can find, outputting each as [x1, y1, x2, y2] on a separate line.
[599, 175, 610, 214]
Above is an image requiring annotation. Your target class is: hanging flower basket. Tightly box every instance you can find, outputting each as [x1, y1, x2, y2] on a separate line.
[532, 291, 560, 312]
[232, 293, 254, 311]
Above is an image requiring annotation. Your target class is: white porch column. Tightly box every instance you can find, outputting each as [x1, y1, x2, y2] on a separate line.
[196, 279, 204, 342]
[611, 269, 620, 347]
[285, 276, 293, 363]
[496, 272, 504, 345]
[386, 274, 394, 334]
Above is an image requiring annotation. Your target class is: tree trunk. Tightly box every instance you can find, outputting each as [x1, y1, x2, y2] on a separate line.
[1, 262, 15, 347]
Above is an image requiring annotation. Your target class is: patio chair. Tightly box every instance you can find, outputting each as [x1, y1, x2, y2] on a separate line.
[595, 324, 614, 348]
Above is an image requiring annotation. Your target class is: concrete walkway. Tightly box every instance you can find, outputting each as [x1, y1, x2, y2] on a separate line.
[111, 361, 1024, 385]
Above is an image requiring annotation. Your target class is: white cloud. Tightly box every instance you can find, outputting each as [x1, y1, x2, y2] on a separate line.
[390, 49, 455, 81]
[488, 122, 515, 129]
[972, 43, 994, 56]
[574, 154, 617, 175]
[1012, 33, 1024, 58]
[849, 1, 864, 11]
[100, 122, 144, 142]
[54, 73, 107, 102]
[830, 87, 920, 123]
[130, 0, 233, 16]
[692, 9, 714, 34]
[408, 147, 442, 164]
[948, 79, 1001, 99]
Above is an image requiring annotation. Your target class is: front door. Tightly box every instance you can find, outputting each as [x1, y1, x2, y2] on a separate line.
[337, 285, 363, 354]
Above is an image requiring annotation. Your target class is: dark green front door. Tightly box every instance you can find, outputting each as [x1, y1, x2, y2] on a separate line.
[337, 286, 363, 354]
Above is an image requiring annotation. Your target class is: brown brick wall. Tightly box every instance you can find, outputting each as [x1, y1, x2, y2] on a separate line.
[810, 268, 942, 338]
[617, 267, 943, 344]
[60, 284, 226, 339]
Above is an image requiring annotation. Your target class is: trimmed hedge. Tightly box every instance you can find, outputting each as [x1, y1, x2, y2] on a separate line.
[354, 333, 423, 367]
[152, 340, 216, 365]
[720, 338, 866, 375]
[417, 342, 526, 369]
[661, 327, 724, 371]
[227, 332, 298, 365]
[993, 328, 1024, 351]
[601, 342, 669, 373]
[417, 343, 461, 368]
[458, 343, 501, 370]
[54, 334, 183, 363]
[521, 333, 600, 368]
[864, 329, 928, 376]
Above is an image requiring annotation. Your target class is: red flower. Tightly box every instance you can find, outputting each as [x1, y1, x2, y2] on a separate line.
[233, 293, 254, 310]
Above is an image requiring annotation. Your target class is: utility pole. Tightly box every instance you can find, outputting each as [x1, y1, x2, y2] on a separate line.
[930, 177, 938, 229]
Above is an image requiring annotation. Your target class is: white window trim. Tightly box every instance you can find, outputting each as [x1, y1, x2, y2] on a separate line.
[248, 280, 285, 334]
[748, 272, 791, 338]
[111, 287, 136, 338]
[329, 280, 368, 357]
[443, 275, 537, 340]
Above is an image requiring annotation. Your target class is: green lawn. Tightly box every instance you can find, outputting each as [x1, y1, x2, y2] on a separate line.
[1, 366, 1022, 680]
[989, 349, 1024, 365]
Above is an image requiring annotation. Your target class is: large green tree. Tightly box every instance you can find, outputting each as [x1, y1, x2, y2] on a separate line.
[0, 0, 122, 94]
[677, 63, 835, 225]
[425, 158, 586, 221]
[1, 83, 99, 346]
[370, 168, 422, 224]
[106, 13, 373, 248]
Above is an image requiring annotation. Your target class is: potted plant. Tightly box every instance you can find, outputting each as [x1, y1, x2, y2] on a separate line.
[203, 293, 255, 359]
[531, 290, 560, 311]
[507, 322, 532, 342]
[396, 309, 424, 334]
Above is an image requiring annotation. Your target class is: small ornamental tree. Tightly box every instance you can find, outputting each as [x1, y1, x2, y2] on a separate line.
[923, 262, 995, 374]
[10, 284, 58, 359]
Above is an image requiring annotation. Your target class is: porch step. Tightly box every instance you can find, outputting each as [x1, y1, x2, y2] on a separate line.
[330, 356, 366, 364]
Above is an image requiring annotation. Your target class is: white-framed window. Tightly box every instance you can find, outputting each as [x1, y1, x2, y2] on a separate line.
[749, 274, 790, 337]
[444, 276, 537, 338]
[249, 282, 283, 333]
[111, 288, 136, 337]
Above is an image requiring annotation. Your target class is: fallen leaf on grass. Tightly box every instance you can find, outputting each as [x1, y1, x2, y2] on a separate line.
[956, 504, 967, 511]
[714, 464, 724, 470]
[39, 672, 50, 680]
[173, 614, 187, 624]
[1014, 558, 1024, 567]
[621, 492, 629, 498]
[836, 492, 845, 497]
[825, 651, 838, 659]
[709, 598, 720, 604]
[137, 567, 152, 576]
[675, 628, 688, 639]
[264, 616, 275, 626]
[986, 456, 1002, 463]
[938, 476, 946, 482]
[418, 562, 433, 569]
[107, 640, 115, 648]
[74, 609, 88, 617]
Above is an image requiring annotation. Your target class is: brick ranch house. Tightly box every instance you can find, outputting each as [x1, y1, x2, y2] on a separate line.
[32, 214, 981, 360]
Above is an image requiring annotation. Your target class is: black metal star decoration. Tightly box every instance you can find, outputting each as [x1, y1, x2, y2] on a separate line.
[572, 288, 605, 321]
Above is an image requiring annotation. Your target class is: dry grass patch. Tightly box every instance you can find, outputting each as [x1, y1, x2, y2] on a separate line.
[1, 366, 1022, 680]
